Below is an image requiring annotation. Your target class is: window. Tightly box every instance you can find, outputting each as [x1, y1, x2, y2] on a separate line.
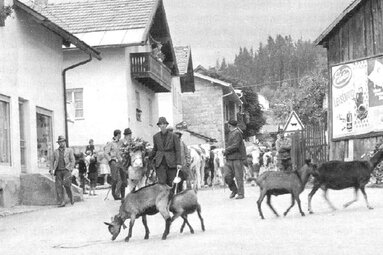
[66, 88, 84, 119]
[0, 94, 11, 164]
[135, 91, 142, 122]
[36, 107, 53, 169]
[148, 98, 153, 126]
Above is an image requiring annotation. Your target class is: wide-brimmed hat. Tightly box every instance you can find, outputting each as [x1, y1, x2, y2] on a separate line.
[157, 117, 169, 126]
[56, 135, 66, 143]
[123, 128, 132, 135]
[227, 119, 238, 127]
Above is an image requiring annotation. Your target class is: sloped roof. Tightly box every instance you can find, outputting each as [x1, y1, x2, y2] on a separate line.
[314, 0, 363, 45]
[174, 46, 190, 75]
[194, 72, 242, 104]
[15, 0, 101, 60]
[19, 0, 160, 47]
[38, 0, 157, 34]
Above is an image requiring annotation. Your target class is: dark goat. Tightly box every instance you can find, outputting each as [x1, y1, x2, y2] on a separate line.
[104, 183, 172, 242]
[169, 189, 205, 234]
[308, 150, 383, 214]
[256, 159, 316, 219]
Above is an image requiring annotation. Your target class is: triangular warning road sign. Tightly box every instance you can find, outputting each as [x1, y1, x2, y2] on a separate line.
[283, 111, 304, 132]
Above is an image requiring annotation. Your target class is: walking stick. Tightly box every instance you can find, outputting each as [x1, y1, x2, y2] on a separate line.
[104, 186, 111, 200]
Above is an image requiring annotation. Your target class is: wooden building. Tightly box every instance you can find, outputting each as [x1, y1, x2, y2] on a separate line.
[315, 0, 383, 160]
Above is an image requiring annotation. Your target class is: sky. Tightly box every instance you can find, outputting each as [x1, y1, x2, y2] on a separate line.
[48, 0, 354, 67]
[163, 0, 354, 67]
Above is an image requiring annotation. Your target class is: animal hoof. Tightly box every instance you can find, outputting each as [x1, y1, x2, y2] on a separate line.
[124, 237, 130, 242]
[191, 230, 195, 234]
[283, 212, 287, 217]
[368, 206, 374, 210]
[144, 235, 149, 240]
[301, 212, 305, 217]
[309, 211, 314, 214]
[161, 235, 167, 240]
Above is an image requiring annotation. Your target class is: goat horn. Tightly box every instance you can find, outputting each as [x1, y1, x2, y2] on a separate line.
[104, 222, 113, 226]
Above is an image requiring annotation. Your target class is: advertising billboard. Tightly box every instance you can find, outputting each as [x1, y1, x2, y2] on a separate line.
[332, 57, 383, 139]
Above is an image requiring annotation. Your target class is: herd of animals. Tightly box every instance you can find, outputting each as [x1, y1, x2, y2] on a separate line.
[103, 143, 383, 242]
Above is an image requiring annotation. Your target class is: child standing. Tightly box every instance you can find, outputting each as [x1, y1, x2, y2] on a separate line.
[88, 152, 98, 196]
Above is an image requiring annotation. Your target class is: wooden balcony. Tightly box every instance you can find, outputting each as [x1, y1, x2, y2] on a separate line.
[130, 52, 172, 92]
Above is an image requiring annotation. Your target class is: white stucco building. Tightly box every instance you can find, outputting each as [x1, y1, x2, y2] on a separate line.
[0, 0, 100, 207]
[45, 0, 180, 147]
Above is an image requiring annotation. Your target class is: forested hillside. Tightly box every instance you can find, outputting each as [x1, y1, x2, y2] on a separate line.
[217, 35, 328, 127]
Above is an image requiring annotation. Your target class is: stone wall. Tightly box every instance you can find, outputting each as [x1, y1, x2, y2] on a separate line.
[0, 175, 20, 207]
[19, 174, 83, 206]
[181, 77, 224, 147]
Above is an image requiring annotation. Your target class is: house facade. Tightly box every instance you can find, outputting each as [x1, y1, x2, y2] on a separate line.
[0, 0, 100, 207]
[158, 46, 195, 126]
[181, 69, 242, 148]
[315, 0, 383, 160]
[45, 0, 179, 148]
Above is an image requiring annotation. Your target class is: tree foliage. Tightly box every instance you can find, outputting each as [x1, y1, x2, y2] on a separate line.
[217, 34, 328, 126]
[196, 68, 265, 139]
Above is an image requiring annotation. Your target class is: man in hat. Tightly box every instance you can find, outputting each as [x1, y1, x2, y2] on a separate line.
[50, 135, 75, 207]
[276, 132, 292, 171]
[105, 129, 124, 200]
[223, 119, 247, 199]
[150, 117, 182, 189]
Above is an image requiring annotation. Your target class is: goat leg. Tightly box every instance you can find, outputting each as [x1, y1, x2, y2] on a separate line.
[162, 217, 172, 240]
[283, 194, 295, 217]
[308, 183, 321, 214]
[296, 196, 305, 216]
[197, 204, 205, 231]
[266, 194, 279, 217]
[323, 188, 337, 211]
[181, 215, 194, 234]
[343, 187, 359, 208]
[142, 215, 150, 239]
[360, 186, 374, 210]
[125, 217, 136, 242]
[257, 190, 266, 219]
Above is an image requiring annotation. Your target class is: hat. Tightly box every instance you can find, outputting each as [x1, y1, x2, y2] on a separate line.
[113, 129, 121, 137]
[227, 119, 238, 127]
[123, 128, 132, 135]
[57, 135, 66, 143]
[157, 117, 169, 126]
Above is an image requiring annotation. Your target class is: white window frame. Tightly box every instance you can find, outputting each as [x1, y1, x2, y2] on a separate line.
[36, 107, 54, 169]
[0, 94, 11, 165]
[66, 88, 84, 119]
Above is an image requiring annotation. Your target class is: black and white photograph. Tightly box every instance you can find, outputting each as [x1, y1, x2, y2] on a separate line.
[2, 0, 383, 254]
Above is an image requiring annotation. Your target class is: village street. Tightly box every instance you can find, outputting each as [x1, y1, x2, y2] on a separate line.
[1, 184, 383, 255]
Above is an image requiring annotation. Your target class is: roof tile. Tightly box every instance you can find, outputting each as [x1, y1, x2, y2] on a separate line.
[20, 0, 157, 34]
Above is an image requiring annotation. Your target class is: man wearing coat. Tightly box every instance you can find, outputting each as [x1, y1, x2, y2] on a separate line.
[50, 135, 75, 207]
[224, 119, 247, 200]
[150, 117, 182, 189]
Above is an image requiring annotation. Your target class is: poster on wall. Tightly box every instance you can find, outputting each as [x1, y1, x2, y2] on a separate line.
[332, 57, 383, 139]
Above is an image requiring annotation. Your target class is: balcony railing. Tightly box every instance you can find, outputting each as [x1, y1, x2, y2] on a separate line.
[130, 52, 172, 92]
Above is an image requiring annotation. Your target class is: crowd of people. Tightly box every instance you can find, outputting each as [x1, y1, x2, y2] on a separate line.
[50, 116, 295, 207]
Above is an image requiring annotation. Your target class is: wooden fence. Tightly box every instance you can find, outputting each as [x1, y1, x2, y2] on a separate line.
[290, 124, 328, 169]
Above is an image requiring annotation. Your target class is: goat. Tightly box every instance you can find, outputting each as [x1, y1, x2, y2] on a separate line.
[308, 150, 383, 214]
[256, 159, 316, 219]
[104, 183, 172, 242]
[169, 189, 205, 234]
